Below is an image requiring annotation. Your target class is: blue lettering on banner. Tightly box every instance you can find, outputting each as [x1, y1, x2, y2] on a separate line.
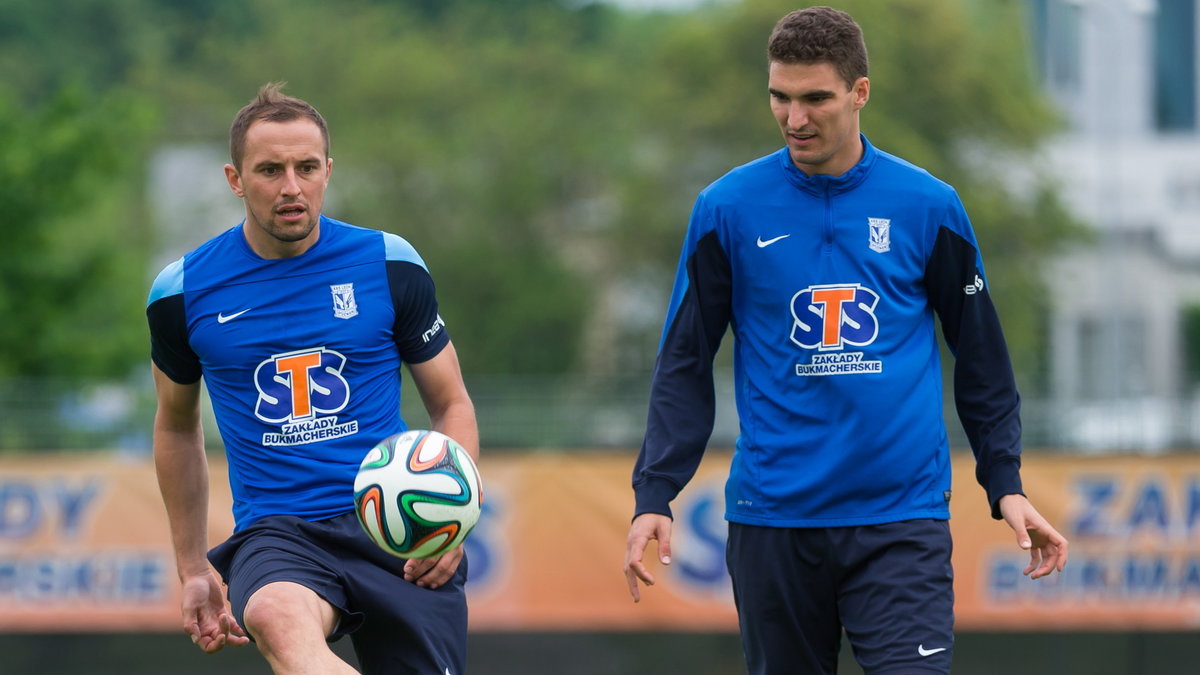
[0, 481, 38, 538]
[987, 553, 1200, 601]
[1070, 474, 1200, 540]
[0, 478, 103, 540]
[987, 471, 1200, 605]
[1189, 481, 1200, 533]
[464, 494, 500, 590]
[0, 475, 168, 604]
[0, 554, 168, 603]
[678, 493, 729, 586]
[673, 481, 732, 600]
[1072, 477, 1118, 537]
[1128, 481, 1170, 533]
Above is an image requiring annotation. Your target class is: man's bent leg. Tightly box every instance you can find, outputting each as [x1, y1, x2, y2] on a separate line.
[243, 581, 358, 675]
[208, 516, 365, 675]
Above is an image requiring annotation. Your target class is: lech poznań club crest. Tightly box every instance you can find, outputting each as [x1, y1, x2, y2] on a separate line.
[868, 218, 891, 253]
[331, 283, 359, 319]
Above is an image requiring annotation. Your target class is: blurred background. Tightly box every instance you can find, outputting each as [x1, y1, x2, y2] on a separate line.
[1, 0, 1198, 672]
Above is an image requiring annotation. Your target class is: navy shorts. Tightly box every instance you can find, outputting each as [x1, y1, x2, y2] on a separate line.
[208, 511, 468, 675]
[726, 520, 953, 675]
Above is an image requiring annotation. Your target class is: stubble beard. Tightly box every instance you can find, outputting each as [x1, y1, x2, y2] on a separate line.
[249, 206, 318, 244]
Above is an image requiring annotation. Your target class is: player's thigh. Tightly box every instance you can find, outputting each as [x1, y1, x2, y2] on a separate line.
[243, 580, 340, 643]
[208, 515, 355, 636]
[726, 523, 842, 675]
[837, 519, 953, 675]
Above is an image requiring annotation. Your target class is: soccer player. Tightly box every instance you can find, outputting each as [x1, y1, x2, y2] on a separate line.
[147, 83, 477, 675]
[622, 7, 1067, 674]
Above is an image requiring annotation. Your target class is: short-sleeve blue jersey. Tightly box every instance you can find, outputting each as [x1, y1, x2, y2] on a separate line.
[147, 216, 450, 531]
[633, 136, 1024, 527]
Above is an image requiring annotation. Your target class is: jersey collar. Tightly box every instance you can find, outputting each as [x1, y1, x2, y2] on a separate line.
[778, 133, 877, 196]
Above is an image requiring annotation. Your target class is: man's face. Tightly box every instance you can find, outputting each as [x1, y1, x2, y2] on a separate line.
[768, 60, 869, 177]
[225, 118, 332, 258]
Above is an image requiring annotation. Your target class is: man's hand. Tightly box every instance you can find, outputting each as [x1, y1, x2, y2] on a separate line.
[180, 570, 249, 652]
[624, 513, 673, 602]
[998, 493, 1068, 580]
[403, 545, 465, 589]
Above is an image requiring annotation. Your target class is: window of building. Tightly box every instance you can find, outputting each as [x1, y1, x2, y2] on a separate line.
[1154, 0, 1197, 130]
[1078, 315, 1147, 400]
[1028, 0, 1084, 90]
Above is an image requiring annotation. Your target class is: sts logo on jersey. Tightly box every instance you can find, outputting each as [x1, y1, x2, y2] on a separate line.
[253, 347, 360, 445]
[789, 284, 884, 376]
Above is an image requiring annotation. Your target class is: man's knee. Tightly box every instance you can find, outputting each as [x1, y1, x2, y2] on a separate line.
[243, 581, 338, 647]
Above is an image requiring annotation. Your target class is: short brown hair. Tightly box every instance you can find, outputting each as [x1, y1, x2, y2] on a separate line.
[229, 82, 330, 170]
[768, 6, 868, 89]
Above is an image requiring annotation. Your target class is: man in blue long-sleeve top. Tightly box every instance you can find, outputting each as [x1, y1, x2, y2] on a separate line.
[622, 7, 1067, 675]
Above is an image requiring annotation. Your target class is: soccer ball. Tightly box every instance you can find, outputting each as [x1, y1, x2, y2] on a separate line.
[353, 429, 482, 559]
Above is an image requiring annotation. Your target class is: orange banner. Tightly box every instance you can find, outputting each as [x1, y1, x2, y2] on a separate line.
[0, 454, 234, 632]
[2, 452, 1199, 632]
[951, 453, 1200, 631]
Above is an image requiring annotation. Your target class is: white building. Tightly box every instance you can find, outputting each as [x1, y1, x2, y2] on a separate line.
[1030, 0, 1200, 450]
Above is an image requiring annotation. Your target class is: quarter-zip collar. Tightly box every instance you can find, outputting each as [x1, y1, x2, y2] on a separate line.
[778, 133, 877, 196]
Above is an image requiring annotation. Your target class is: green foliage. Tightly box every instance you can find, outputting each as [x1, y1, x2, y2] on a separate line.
[0, 84, 157, 377]
[0, 0, 1080, 385]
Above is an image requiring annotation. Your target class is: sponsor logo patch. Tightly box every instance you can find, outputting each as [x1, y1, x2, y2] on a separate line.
[790, 283, 884, 376]
[422, 314, 446, 343]
[253, 347, 359, 445]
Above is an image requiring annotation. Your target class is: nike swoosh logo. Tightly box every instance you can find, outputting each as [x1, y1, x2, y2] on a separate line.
[217, 308, 252, 324]
[756, 234, 790, 248]
[918, 645, 947, 657]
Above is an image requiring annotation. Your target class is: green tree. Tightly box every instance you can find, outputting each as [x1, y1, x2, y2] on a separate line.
[0, 0, 1082, 387]
[0, 84, 157, 377]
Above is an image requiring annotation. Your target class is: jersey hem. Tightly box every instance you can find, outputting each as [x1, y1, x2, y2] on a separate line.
[234, 505, 358, 533]
[725, 509, 950, 528]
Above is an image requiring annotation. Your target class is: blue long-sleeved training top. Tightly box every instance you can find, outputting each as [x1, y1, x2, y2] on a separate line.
[633, 136, 1024, 527]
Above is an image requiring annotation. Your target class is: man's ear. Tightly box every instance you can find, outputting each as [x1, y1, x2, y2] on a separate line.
[852, 76, 870, 111]
[224, 164, 244, 198]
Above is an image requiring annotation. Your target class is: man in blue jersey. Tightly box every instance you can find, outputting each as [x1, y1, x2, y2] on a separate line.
[623, 7, 1067, 674]
[148, 83, 477, 675]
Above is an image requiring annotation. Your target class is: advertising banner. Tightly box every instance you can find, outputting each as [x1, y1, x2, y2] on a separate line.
[0, 455, 234, 631]
[2, 452, 1199, 632]
[952, 454, 1200, 630]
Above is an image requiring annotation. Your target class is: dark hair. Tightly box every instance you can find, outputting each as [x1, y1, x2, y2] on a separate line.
[767, 6, 869, 89]
[229, 82, 330, 170]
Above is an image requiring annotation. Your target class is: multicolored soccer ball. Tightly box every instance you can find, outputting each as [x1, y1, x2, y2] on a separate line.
[353, 430, 482, 559]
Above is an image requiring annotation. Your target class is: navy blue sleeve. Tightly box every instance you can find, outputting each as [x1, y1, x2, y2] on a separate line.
[147, 294, 202, 385]
[387, 260, 449, 364]
[924, 226, 1024, 519]
[633, 229, 732, 520]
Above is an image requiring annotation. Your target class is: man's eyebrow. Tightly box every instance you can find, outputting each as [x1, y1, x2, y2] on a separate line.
[768, 87, 836, 98]
[251, 157, 322, 170]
